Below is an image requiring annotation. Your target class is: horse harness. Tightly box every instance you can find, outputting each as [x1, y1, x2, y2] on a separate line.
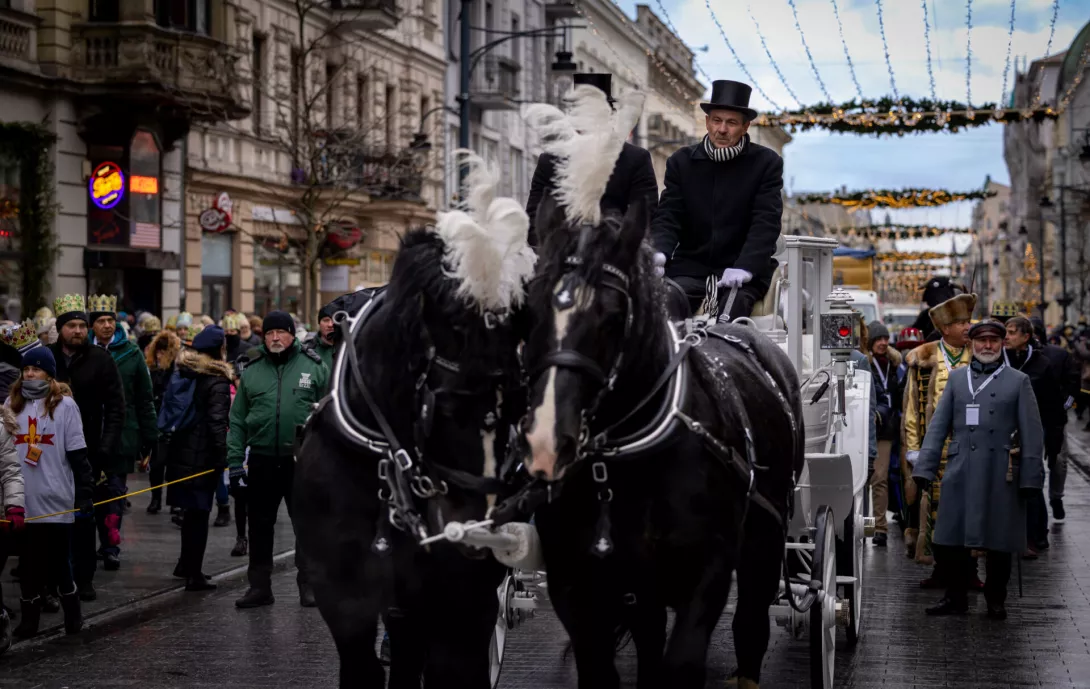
[317, 291, 509, 554]
[506, 255, 796, 559]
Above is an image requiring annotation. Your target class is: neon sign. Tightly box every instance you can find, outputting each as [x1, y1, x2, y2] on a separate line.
[89, 162, 125, 210]
[129, 175, 159, 194]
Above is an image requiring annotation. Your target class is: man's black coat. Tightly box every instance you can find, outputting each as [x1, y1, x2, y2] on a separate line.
[49, 341, 125, 474]
[525, 143, 659, 247]
[650, 138, 783, 292]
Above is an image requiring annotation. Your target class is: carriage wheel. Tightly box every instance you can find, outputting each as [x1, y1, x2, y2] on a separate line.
[490, 573, 513, 689]
[809, 505, 836, 689]
[843, 499, 863, 647]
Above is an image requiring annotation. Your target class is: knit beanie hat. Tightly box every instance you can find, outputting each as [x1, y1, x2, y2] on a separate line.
[193, 325, 225, 353]
[867, 321, 890, 341]
[22, 345, 57, 379]
[262, 311, 295, 336]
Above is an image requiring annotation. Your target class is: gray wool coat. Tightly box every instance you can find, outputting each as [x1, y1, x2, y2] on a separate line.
[912, 362, 1044, 554]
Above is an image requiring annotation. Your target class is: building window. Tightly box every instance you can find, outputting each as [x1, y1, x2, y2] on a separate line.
[385, 84, 398, 152]
[90, 0, 119, 22]
[357, 74, 369, 132]
[201, 232, 233, 320]
[128, 130, 161, 249]
[326, 63, 337, 130]
[0, 153, 22, 321]
[252, 35, 265, 135]
[420, 94, 430, 135]
[154, 0, 210, 34]
[290, 49, 301, 164]
[253, 242, 302, 315]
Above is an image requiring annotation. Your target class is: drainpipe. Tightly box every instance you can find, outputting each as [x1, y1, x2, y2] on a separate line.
[179, 136, 187, 314]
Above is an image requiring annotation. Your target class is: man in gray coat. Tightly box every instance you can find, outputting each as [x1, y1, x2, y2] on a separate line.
[913, 320, 1044, 620]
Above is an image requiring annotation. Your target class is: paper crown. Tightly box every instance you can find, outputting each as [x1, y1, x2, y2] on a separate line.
[183, 324, 204, 344]
[990, 301, 1020, 319]
[221, 313, 245, 331]
[6, 320, 40, 352]
[87, 294, 118, 315]
[143, 316, 162, 332]
[53, 294, 86, 317]
[176, 312, 194, 329]
[34, 314, 54, 334]
[166, 315, 178, 329]
[34, 306, 53, 321]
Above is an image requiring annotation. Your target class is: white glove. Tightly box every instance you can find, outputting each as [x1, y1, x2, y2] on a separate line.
[906, 450, 920, 466]
[717, 268, 752, 289]
[652, 252, 666, 277]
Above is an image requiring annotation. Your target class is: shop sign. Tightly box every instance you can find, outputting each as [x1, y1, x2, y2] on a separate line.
[89, 161, 125, 210]
[199, 191, 233, 233]
[327, 220, 362, 250]
[252, 205, 300, 225]
[130, 175, 159, 195]
[320, 264, 350, 292]
[323, 257, 361, 266]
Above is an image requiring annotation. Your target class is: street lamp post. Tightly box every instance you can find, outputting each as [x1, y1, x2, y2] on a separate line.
[1040, 175, 1090, 323]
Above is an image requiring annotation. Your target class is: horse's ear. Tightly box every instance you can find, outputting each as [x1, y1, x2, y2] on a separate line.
[534, 191, 565, 246]
[618, 195, 649, 267]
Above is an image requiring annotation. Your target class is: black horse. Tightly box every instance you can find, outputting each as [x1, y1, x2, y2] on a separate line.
[519, 195, 804, 688]
[293, 227, 525, 688]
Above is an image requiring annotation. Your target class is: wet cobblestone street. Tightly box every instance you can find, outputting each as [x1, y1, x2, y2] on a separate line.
[2, 426, 1090, 687]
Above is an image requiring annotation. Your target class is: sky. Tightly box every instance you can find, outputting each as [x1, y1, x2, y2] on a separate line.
[612, 0, 1090, 229]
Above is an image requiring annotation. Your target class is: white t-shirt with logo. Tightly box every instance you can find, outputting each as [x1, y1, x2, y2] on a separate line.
[12, 396, 87, 524]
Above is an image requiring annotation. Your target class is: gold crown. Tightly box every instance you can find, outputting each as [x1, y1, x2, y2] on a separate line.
[87, 294, 118, 315]
[143, 316, 162, 332]
[183, 324, 204, 344]
[34, 314, 53, 333]
[990, 301, 1020, 318]
[176, 312, 193, 328]
[166, 315, 178, 329]
[221, 313, 245, 331]
[53, 294, 86, 317]
[8, 320, 39, 351]
[34, 306, 53, 321]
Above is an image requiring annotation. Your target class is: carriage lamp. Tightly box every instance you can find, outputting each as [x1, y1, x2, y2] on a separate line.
[819, 288, 859, 351]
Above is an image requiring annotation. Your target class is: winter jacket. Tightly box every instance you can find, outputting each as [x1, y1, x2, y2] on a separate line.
[107, 329, 159, 467]
[0, 406, 25, 512]
[165, 349, 232, 495]
[867, 348, 903, 441]
[48, 341, 125, 476]
[146, 330, 182, 414]
[650, 138, 783, 293]
[227, 341, 329, 466]
[303, 337, 335, 370]
[0, 341, 20, 402]
[526, 144, 659, 248]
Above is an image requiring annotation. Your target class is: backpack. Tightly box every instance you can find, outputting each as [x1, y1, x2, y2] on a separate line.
[157, 370, 198, 434]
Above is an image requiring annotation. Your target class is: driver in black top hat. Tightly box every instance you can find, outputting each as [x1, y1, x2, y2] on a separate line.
[525, 72, 659, 247]
[650, 79, 783, 321]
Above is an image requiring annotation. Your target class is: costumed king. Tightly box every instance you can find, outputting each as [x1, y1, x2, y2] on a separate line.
[524, 73, 659, 248]
[913, 320, 1043, 620]
[649, 79, 783, 322]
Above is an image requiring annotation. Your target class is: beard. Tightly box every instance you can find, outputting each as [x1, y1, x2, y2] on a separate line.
[62, 332, 87, 348]
[267, 341, 287, 353]
[974, 349, 1002, 364]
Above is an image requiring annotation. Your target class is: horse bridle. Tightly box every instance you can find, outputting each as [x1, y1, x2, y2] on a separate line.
[526, 255, 634, 451]
[333, 307, 511, 551]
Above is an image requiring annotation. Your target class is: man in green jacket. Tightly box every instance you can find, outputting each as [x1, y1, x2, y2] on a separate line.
[303, 303, 337, 369]
[89, 295, 158, 571]
[228, 311, 329, 609]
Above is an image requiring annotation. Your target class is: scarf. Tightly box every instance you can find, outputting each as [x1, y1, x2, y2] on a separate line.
[703, 133, 748, 162]
[22, 378, 50, 399]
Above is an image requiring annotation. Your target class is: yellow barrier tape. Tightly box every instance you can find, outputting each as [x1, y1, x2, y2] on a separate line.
[0, 469, 217, 523]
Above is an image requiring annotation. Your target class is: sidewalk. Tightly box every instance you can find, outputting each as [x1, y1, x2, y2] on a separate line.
[1, 474, 296, 636]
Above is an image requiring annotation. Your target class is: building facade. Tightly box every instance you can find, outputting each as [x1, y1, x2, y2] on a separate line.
[970, 179, 1012, 312]
[185, 0, 444, 322]
[0, 0, 248, 320]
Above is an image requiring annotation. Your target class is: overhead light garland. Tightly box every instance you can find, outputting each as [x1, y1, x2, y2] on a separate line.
[797, 187, 997, 211]
[822, 224, 973, 239]
[754, 96, 1058, 135]
[877, 250, 955, 262]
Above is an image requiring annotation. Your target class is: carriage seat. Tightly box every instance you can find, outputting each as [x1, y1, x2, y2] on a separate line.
[744, 264, 784, 331]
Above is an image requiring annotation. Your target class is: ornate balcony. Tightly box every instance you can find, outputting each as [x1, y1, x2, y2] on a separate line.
[69, 22, 247, 123]
[0, 7, 38, 69]
[470, 55, 520, 111]
[329, 0, 399, 31]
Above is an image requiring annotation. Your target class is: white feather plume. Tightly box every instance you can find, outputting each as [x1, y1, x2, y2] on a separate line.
[434, 150, 537, 313]
[523, 85, 646, 226]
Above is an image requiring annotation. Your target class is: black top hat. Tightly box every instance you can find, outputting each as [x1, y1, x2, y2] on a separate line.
[700, 80, 757, 120]
[573, 73, 613, 102]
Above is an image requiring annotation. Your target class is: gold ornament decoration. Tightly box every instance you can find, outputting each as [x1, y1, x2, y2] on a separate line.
[87, 294, 118, 316]
[53, 294, 86, 318]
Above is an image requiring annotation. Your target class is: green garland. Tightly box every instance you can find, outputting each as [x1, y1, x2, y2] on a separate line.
[0, 122, 59, 319]
[797, 188, 996, 210]
[821, 224, 973, 239]
[754, 96, 1058, 136]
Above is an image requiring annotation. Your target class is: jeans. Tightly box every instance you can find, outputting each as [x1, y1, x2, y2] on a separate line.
[934, 544, 1012, 605]
[74, 472, 126, 582]
[20, 523, 76, 599]
[1047, 440, 1069, 501]
[871, 439, 892, 534]
[246, 456, 303, 591]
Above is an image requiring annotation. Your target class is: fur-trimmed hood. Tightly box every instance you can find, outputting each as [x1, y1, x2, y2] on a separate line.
[0, 405, 16, 435]
[146, 330, 182, 370]
[176, 348, 234, 380]
[868, 346, 902, 369]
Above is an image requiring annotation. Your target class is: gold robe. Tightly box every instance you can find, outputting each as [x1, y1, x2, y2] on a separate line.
[902, 339, 970, 565]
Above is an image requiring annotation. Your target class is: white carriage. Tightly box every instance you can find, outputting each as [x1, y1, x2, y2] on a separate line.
[438, 236, 873, 689]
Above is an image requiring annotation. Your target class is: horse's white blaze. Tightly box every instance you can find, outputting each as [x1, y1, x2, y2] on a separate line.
[526, 282, 593, 480]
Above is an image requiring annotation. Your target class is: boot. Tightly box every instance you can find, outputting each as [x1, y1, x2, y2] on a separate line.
[103, 553, 121, 571]
[925, 596, 968, 616]
[904, 528, 918, 558]
[59, 588, 82, 635]
[41, 593, 60, 613]
[185, 577, 217, 592]
[173, 561, 211, 580]
[235, 588, 275, 608]
[299, 582, 317, 608]
[986, 601, 1007, 620]
[1051, 499, 1066, 524]
[78, 582, 97, 602]
[147, 495, 162, 514]
[0, 607, 11, 655]
[872, 532, 887, 547]
[213, 505, 231, 527]
[230, 537, 248, 557]
[13, 598, 41, 638]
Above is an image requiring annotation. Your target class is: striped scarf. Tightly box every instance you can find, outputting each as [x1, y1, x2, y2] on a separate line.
[703, 133, 748, 162]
